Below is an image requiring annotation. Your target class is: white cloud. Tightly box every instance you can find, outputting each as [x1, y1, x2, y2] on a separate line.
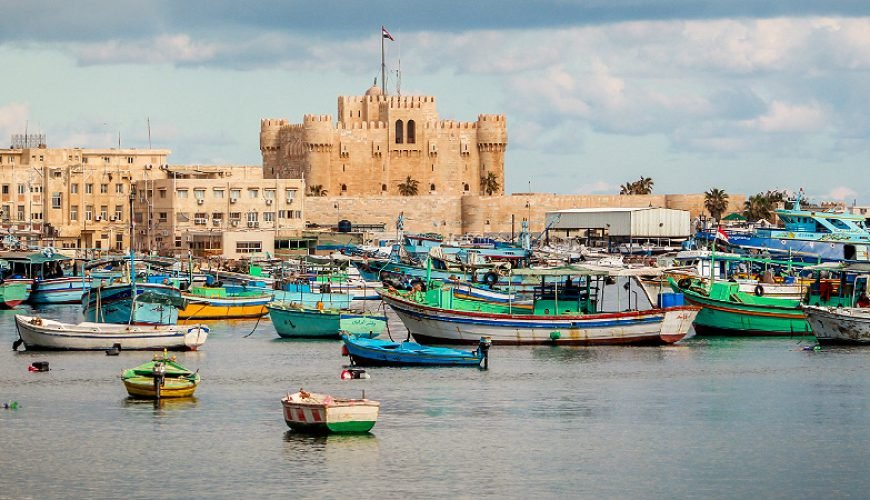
[823, 186, 858, 201]
[0, 103, 30, 144]
[744, 101, 828, 133]
[75, 35, 218, 65]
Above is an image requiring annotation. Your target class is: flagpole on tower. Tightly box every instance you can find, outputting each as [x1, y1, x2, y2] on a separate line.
[381, 26, 394, 95]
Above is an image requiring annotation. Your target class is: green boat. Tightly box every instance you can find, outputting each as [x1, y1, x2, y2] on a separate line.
[669, 276, 842, 336]
[121, 352, 200, 399]
[0, 281, 29, 309]
[266, 301, 386, 339]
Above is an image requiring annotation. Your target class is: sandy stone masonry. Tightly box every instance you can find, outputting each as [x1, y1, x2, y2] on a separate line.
[260, 85, 507, 198]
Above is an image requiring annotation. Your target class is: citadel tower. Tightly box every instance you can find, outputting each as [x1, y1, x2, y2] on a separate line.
[260, 84, 507, 196]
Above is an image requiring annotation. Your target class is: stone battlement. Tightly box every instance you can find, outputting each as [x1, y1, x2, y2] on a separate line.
[303, 114, 333, 123]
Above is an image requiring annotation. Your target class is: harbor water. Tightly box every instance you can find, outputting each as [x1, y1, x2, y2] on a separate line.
[1, 304, 869, 498]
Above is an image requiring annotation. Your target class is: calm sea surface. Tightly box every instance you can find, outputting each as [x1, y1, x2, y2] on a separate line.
[1, 303, 869, 499]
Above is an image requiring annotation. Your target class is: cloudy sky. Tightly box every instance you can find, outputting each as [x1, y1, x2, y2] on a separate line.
[2, 1, 869, 203]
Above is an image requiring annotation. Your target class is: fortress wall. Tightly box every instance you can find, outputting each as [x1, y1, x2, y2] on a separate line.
[304, 192, 746, 238]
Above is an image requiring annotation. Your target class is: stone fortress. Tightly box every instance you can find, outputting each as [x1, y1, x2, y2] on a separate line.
[261, 84, 744, 238]
[260, 84, 505, 197]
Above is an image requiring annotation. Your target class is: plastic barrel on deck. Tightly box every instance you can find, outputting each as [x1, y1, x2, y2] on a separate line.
[657, 292, 685, 308]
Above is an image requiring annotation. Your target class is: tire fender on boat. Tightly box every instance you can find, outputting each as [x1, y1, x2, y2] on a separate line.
[677, 278, 692, 290]
[755, 284, 765, 297]
[484, 271, 499, 287]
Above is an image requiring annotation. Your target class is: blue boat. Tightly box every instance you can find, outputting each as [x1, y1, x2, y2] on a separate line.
[0, 250, 92, 304]
[267, 302, 386, 339]
[699, 191, 870, 262]
[341, 334, 490, 367]
[83, 282, 186, 325]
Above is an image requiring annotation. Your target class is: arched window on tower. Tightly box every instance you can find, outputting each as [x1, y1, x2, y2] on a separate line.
[341, 184, 347, 193]
[395, 120, 404, 144]
[407, 120, 416, 144]
[430, 183, 436, 192]
[464, 183, 470, 192]
[381, 184, 387, 192]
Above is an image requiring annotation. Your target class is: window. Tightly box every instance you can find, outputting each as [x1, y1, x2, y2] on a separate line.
[0, 205, 8, 220]
[264, 189, 275, 200]
[70, 183, 79, 194]
[430, 184, 436, 192]
[127, 157, 134, 164]
[159, 189, 167, 199]
[100, 205, 108, 219]
[17, 205, 25, 220]
[32, 212, 42, 221]
[264, 212, 275, 222]
[70, 205, 78, 221]
[82, 157, 88, 164]
[1, 185, 8, 195]
[236, 241, 262, 254]
[116, 233, 124, 251]
[395, 120, 404, 144]
[212, 212, 223, 222]
[17, 184, 26, 195]
[158, 212, 168, 222]
[194, 189, 206, 200]
[248, 188, 259, 199]
[100, 184, 108, 194]
[407, 120, 416, 144]
[246, 212, 259, 223]
[175, 236, 182, 248]
[229, 212, 241, 221]
[176, 189, 189, 199]
[115, 184, 124, 194]
[341, 184, 347, 192]
[85, 183, 94, 194]
[194, 212, 208, 225]
[213, 188, 225, 199]
[464, 183, 470, 192]
[85, 205, 93, 221]
[114, 205, 123, 220]
[382, 184, 387, 192]
[51, 192, 62, 209]
[285, 189, 296, 202]
[230, 189, 241, 200]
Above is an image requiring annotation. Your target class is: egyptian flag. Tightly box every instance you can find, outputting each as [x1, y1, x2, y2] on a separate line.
[382, 26, 394, 41]
[715, 226, 730, 244]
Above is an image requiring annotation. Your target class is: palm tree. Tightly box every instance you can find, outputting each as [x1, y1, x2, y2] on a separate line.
[481, 172, 501, 196]
[743, 194, 773, 222]
[397, 176, 419, 196]
[619, 182, 635, 195]
[635, 176, 654, 195]
[308, 185, 327, 197]
[704, 188, 730, 222]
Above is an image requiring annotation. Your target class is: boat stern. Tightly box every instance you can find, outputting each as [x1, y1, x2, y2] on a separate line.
[659, 306, 700, 343]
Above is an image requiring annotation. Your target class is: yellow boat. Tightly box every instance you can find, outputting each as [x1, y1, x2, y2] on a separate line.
[179, 286, 271, 320]
[121, 352, 200, 399]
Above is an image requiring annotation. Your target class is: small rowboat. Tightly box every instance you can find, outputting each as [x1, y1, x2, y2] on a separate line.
[122, 352, 200, 399]
[281, 390, 379, 434]
[13, 315, 208, 351]
[342, 334, 491, 367]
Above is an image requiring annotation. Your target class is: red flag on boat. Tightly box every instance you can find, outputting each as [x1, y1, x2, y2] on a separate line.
[715, 226, 730, 244]
[382, 26, 394, 41]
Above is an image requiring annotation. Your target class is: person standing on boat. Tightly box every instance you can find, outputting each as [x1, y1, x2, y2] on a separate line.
[857, 292, 870, 308]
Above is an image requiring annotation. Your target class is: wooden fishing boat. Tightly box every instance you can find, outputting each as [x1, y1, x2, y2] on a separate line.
[804, 306, 870, 345]
[267, 301, 386, 339]
[179, 286, 271, 320]
[378, 266, 699, 346]
[281, 390, 379, 433]
[83, 282, 187, 325]
[669, 277, 811, 335]
[1, 250, 91, 304]
[13, 315, 209, 351]
[342, 334, 489, 367]
[0, 281, 28, 308]
[122, 352, 200, 399]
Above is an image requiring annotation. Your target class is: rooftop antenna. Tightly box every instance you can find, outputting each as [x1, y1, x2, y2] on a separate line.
[147, 117, 152, 149]
[396, 58, 402, 96]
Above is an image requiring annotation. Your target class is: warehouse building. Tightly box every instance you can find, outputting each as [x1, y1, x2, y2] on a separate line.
[545, 207, 691, 253]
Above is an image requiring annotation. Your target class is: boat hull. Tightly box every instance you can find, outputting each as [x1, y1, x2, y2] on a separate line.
[281, 396, 379, 434]
[83, 283, 182, 325]
[674, 283, 811, 336]
[179, 295, 270, 320]
[267, 304, 386, 339]
[804, 306, 870, 345]
[380, 293, 698, 346]
[122, 378, 199, 398]
[343, 335, 483, 366]
[14, 315, 209, 351]
[0, 282, 28, 309]
[30, 277, 92, 304]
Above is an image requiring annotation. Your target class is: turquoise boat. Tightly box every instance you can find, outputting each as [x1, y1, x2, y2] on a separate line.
[267, 301, 386, 339]
[669, 276, 828, 335]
